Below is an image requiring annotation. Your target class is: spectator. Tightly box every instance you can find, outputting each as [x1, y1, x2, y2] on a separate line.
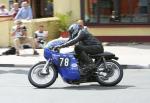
[34, 25, 48, 48]
[45, 1, 53, 17]
[9, 3, 20, 18]
[110, 11, 120, 22]
[11, 20, 39, 56]
[0, 4, 9, 15]
[15, 1, 33, 20]
[76, 19, 88, 30]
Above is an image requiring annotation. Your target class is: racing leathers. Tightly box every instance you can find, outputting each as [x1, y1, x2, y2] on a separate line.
[57, 28, 104, 69]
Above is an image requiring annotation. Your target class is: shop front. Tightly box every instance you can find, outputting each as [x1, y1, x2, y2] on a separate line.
[53, 0, 150, 42]
[81, 0, 150, 25]
[1, 0, 150, 42]
[80, 0, 150, 42]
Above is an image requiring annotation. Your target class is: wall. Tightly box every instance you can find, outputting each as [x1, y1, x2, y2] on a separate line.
[0, 0, 9, 9]
[54, 0, 81, 21]
[0, 19, 11, 47]
[89, 27, 150, 36]
[23, 17, 60, 39]
[89, 26, 150, 42]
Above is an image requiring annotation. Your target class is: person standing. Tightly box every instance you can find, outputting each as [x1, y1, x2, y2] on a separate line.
[45, 1, 53, 17]
[9, 3, 20, 18]
[15, 1, 33, 20]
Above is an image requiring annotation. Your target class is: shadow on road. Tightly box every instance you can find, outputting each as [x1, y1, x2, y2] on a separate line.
[0, 70, 28, 75]
[46, 84, 135, 90]
[19, 54, 39, 57]
[106, 42, 150, 50]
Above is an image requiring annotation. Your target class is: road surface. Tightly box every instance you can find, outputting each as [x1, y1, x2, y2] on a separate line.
[0, 67, 150, 103]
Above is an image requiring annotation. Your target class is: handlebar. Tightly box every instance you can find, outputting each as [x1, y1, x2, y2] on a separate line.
[49, 47, 60, 53]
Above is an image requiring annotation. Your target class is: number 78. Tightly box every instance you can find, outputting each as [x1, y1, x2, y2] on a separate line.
[59, 57, 70, 67]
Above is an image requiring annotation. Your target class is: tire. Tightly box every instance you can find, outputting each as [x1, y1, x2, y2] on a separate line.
[96, 60, 123, 86]
[28, 61, 57, 88]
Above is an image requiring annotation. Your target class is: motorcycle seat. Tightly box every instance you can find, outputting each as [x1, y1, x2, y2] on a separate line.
[89, 52, 118, 60]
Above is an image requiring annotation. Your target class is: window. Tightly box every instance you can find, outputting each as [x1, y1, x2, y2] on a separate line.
[31, 0, 53, 18]
[81, 0, 150, 24]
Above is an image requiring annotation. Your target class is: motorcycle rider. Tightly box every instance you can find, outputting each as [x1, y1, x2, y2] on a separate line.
[54, 23, 104, 72]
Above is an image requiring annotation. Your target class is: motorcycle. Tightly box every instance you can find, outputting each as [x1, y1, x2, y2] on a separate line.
[28, 47, 123, 88]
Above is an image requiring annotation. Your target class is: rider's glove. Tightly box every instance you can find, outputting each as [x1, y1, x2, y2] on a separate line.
[53, 45, 61, 51]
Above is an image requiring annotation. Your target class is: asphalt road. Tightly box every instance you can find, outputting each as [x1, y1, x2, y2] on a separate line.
[0, 67, 150, 103]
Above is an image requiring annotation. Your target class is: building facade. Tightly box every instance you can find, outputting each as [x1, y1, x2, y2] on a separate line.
[54, 0, 150, 42]
[42, 0, 150, 42]
[1, 0, 150, 42]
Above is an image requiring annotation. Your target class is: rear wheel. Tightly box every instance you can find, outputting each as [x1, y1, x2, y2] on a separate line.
[96, 60, 123, 86]
[28, 61, 57, 88]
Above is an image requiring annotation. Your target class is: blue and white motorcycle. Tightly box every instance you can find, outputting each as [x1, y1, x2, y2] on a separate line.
[28, 47, 123, 88]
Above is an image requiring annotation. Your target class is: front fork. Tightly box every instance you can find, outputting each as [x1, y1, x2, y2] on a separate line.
[41, 59, 51, 75]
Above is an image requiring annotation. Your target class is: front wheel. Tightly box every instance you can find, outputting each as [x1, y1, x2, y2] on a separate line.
[96, 60, 123, 86]
[28, 61, 57, 88]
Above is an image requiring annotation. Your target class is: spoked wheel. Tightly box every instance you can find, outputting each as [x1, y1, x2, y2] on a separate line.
[28, 61, 57, 88]
[96, 60, 123, 86]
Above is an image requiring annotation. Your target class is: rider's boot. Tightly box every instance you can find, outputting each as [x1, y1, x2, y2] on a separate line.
[79, 51, 96, 73]
[81, 61, 96, 74]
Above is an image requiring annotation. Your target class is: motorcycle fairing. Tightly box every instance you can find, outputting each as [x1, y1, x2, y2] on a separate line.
[44, 48, 80, 80]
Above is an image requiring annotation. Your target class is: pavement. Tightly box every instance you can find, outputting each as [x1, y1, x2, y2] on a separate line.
[0, 43, 150, 69]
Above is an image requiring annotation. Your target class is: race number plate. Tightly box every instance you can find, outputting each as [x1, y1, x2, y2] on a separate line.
[59, 57, 70, 67]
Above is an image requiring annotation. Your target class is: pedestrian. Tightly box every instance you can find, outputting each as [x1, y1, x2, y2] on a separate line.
[15, 1, 33, 20]
[11, 20, 39, 56]
[34, 25, 48, 48]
